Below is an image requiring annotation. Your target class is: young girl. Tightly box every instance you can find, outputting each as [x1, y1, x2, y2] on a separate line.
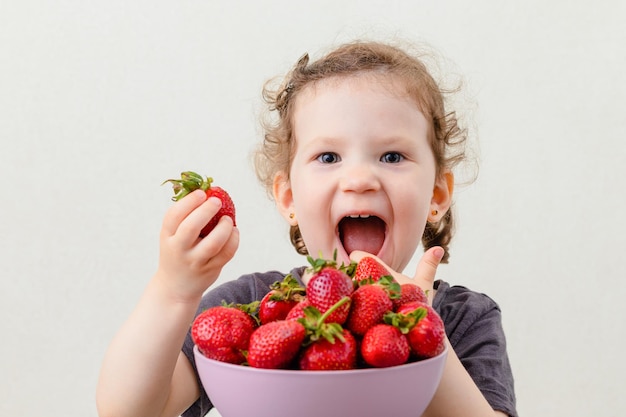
[97, 40, 517, 417]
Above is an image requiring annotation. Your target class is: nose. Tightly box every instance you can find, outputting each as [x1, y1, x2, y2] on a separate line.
[339, 162, 381, 193]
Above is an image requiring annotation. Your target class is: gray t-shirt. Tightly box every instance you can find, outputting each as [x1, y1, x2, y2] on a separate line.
[182, 268, 517, 417]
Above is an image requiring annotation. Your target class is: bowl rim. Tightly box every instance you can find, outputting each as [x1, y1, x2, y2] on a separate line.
[193, 344, 448, 376]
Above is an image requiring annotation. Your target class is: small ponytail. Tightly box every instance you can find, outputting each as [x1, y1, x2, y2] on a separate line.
[421, 208, 454, 264]
[289, 225, 308, 255]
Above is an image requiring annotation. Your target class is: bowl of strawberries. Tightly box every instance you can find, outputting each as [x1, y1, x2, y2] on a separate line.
[192, 255, 448, 417]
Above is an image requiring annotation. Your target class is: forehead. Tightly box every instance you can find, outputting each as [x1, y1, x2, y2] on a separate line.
[297, 72, 412, 103]
[291, 72, 433, 128]
[289, 73, 433, 158]
[292, 73, 427, 130]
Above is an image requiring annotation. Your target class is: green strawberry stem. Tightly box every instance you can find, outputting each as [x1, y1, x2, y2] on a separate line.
[162, 171, 214, 202]
[383, 307, 428, 335]
[268, 274, 306, 301]
[221, 300, 261, 326]
[306, 249, 354, 275]
[306, 252, 337, 273]
[318, 296, 350, 325]
[300, 296, 350, 346]
[344, 260, 357, 277]
[378, 275, 401, 299]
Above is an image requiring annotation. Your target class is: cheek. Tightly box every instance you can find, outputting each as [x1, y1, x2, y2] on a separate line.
[290, 185, 322, 228]
[401, 187, 430, 209]
[392, 189, 431, 232]
[290, 169, 333, 212]
[290, 189, 336, 254]
[291, 185, 316, 215]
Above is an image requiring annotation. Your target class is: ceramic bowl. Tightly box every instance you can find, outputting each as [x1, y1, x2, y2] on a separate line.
[194, 345, 447, 417]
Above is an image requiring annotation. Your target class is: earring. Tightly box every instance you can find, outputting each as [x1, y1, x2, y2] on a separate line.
[289, 213, 295, 219]
[431, 209, 438, 216]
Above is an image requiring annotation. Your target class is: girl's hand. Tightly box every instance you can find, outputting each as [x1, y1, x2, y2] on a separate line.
[349, 247, 445, 305]
[156, 189, 239, 302]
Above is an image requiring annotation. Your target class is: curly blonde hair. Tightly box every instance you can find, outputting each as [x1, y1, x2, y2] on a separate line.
[254, 40, 471, 263]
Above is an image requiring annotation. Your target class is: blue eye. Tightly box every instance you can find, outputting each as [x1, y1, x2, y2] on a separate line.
[381, 152, 403, 163]
[317, 152, 340, 164]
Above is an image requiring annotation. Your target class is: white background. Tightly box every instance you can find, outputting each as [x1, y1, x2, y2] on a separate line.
[1, 1, 625, 416]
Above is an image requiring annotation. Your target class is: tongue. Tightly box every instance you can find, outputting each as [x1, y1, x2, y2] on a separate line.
[339, 217, 385, 255]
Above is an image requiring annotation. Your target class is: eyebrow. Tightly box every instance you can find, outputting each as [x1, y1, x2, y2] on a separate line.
[298, 136, 342, 150]
[377, 135, 414, 145]
[306, 135, 413, 146]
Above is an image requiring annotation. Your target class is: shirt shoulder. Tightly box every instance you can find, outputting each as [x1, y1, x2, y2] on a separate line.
[433, 279, 502, 345]
[433, 280, 517, 417]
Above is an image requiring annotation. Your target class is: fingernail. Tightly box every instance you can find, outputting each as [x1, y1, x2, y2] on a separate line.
[208, 196, 222, 206]
[193, 189, 208, 200]
[433, 247, 444, 260]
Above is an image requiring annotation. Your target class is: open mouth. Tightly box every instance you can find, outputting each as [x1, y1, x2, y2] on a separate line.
[338, 215, 386, 256]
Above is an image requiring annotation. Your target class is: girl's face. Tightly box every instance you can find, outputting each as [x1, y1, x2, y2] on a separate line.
[274, 75, 452, 273]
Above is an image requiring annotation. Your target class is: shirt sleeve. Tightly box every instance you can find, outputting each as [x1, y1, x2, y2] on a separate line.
[433, 280, 518, 417]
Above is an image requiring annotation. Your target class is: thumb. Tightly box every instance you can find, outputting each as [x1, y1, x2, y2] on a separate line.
[413, 246, 445, 304]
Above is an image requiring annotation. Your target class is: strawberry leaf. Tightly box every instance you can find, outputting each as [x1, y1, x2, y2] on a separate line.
[383, 307, 428, 334]
[378, 275, 401, 299]
[162, 171, 214, 201]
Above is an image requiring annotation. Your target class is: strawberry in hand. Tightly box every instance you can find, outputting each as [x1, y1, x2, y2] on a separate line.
[163, 171, 236, 237]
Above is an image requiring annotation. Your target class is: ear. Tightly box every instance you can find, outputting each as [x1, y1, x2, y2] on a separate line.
[273, 170, 297, 226]
[429, 171, 454, 222]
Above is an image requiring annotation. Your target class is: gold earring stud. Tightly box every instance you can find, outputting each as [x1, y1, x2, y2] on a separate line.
[431, 209, 438, 216]
[289, 213, 295, 219]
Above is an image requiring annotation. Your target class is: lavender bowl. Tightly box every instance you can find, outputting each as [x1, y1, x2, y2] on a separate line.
[194, 345, 447, 417]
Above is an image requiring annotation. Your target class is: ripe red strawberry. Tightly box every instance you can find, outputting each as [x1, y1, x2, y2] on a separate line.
[163, 171, 236, 237]
[305, 254, 354, 325]
[259, 275, 306, 324]
[285, 297, 311, 321]
[352, 256, 391, 283]
[360, 323, 410, 368]
[296, 296, 355, 370]
[247, 320, 306, 369]
[393, 301, 446, 359]
[191, 305, 256, 364]
[392, 283, 428, 311]
[299, 328, 357, 370]
[346, 283, 393, 336]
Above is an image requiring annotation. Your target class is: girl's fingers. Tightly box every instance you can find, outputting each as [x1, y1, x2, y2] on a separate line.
[192, 215, 238, 264]
[411, 246, 445, 303]
[174, 197, 223, 243]
[202, 218, 240, 266]
[412, 246, 445, 284]
[162, 192, 227, 246]
[350, 247, 445, 304]
[161, 189, 208, 237]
